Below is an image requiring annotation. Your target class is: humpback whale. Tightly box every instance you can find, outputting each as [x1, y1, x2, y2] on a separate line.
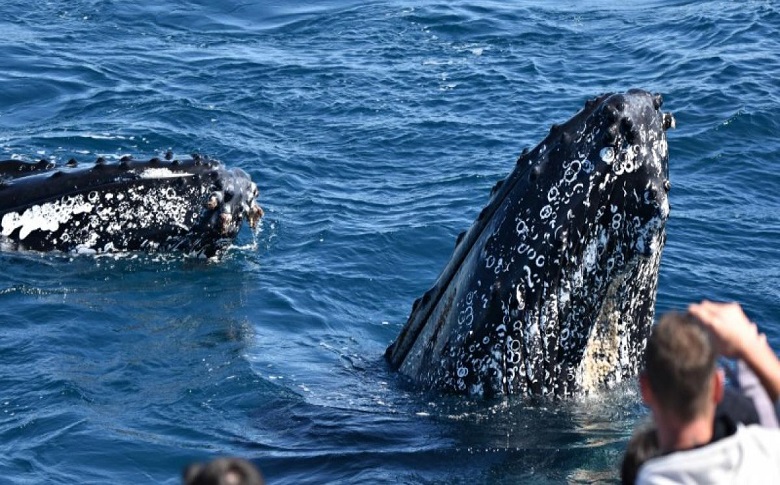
[0, 154, 263, 257]
[386, 89, 675, 397]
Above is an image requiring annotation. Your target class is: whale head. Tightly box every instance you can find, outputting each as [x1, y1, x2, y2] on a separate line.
[0, 155, 263, 257]
[386, 89, 674, 397]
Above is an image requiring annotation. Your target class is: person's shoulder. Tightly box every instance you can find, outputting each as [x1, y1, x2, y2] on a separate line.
[636, 440, 733, 484]
[738, 423, 780, 447]
[636, 425, 780, 484]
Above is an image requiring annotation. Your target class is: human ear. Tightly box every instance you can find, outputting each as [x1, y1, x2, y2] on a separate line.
[639, 373, 655, 406]
[712, 368, 725, 404]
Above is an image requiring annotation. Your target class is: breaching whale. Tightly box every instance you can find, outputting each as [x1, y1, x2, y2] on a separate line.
[386, 89, 675, 397]
[0, 154, 263, 257]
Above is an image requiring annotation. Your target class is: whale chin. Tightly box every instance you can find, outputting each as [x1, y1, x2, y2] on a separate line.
[0, 154, 263, 258]
[386, 89, 674, 398]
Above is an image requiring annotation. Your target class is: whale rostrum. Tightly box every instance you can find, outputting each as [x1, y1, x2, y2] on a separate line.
[0, 154, 263, 257]
[386, 89, 674, 397]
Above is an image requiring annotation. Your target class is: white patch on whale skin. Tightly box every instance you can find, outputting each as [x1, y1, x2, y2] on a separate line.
[137, 168, 195, 179]
[576, 234, 665, 395]
[577, 269, 630, 394]
[0, 181, 207, 252]
[1, 199, 93, 240]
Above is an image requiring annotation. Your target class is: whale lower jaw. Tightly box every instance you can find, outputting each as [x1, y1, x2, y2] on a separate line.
[577, 250, 662, 395]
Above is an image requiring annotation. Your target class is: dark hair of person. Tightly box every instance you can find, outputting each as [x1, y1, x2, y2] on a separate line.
[620, 422, 659, 484]
[182, 457, 265, 485]
[642, 311, 717, 421]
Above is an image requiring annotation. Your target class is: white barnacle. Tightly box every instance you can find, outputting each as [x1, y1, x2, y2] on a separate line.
[509, 338, 522, 352]
[540, 205, 553, 220]
[516, 242, 530, 255]
[515, 285, 526, 310]
[582, 159, 594, 174]
[564, 183, 584, 200]
[523, 265, 534, 288]
[516, 219, 529, 237]
[611, 213, 622, 230]
[600, 146, 615, 163]
[564, 160, 581, 183]
[502, 312, 511, 325]
[458, 306, 474, 327]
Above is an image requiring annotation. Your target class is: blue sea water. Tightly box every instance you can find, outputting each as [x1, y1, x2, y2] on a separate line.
[0, 0, 778, 483]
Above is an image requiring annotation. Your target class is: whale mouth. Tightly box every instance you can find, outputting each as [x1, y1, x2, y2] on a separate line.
[0, 154, 263, 257]
[386, 89, 673, 397]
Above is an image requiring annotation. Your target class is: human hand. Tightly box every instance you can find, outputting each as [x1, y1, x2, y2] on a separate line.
[687, 300, 762, 359]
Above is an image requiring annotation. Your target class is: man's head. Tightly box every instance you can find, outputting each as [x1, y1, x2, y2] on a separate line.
[640, 311, 723, 422]
[183, 457, 265, 485]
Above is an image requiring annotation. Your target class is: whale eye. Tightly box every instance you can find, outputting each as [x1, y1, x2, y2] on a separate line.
[599, 147, 615, 163]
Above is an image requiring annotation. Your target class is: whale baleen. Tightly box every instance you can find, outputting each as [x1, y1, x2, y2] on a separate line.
[0, 154, 263, 257]
[386, 89, 675, 397]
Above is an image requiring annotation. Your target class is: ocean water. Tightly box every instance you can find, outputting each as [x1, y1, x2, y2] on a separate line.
[0, 1, 778, 483]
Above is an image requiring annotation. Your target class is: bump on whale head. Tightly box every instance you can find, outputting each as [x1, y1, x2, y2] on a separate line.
[386, 89, 674, 398]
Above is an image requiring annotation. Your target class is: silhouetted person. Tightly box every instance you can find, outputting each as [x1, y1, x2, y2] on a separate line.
[183, 457, 265, 485]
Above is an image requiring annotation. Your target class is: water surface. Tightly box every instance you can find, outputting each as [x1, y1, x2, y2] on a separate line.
[0, 1, 778, 483]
